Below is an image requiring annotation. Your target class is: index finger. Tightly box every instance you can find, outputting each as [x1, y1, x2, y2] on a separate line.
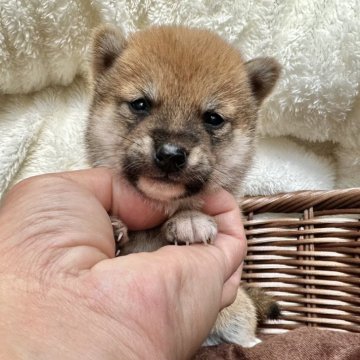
[202, 189, 244, 239]
[202, 189, 247, 281]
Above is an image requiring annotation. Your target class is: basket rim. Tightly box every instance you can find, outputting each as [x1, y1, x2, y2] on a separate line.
[240, 188, 360, 214]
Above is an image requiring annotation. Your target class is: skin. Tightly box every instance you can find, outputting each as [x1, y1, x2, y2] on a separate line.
[0, 168, 246, 360]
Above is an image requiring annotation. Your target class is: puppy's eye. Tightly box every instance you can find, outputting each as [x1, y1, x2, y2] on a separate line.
[129, 98, 151, 114]
[203, 111, 225, 129]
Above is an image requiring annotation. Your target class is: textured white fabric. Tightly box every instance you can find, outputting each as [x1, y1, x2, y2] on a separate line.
[0, 78, 90, 194]
[244, 138, 335, 196]
[0, 0, 358, 198]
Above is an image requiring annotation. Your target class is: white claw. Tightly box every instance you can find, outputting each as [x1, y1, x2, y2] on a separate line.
[115, 249, 121, 257]
[117, 232, 123, 243]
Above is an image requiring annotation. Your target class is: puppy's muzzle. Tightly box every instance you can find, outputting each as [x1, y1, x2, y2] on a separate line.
[154, 143, 187, 173]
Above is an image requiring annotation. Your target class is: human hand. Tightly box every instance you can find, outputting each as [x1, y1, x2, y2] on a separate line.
[0, 168, 246, 360]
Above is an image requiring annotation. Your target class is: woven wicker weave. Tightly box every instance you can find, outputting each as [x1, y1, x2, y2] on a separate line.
[240, 189, 360, 334]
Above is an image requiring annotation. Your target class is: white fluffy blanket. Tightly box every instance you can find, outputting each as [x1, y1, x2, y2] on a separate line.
[1, 0, 359, 198]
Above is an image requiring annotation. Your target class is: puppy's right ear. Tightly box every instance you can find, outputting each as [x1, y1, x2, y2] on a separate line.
[91, 25, 127, 77]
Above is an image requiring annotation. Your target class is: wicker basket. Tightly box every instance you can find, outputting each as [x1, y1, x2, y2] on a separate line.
[240, 189, 360, 334]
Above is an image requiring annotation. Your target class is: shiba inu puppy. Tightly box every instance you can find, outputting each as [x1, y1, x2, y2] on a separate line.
[86, 24, 280, 347]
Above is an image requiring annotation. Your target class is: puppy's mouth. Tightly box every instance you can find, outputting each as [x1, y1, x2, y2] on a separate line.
[123, 147, 211, 202]
[124, 171, 207, 203]
[137, 176, 186, 202]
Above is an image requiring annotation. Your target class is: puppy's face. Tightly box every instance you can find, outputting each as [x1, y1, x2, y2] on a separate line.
[86, 26, 279, 203]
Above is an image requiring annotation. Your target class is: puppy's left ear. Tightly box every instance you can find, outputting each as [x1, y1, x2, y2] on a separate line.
[245, 58, 281, 104]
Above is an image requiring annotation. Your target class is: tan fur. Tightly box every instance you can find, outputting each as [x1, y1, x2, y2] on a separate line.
[246, 287, 280, 324]
[86, 24, 280, 347]
[205, 288, 259, 347]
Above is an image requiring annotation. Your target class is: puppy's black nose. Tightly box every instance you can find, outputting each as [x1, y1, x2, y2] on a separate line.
[155, 144, 187, 173]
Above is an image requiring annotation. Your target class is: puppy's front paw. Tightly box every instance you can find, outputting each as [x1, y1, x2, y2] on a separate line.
[162, 210, 217, 245]
[110, 216, 129, 256]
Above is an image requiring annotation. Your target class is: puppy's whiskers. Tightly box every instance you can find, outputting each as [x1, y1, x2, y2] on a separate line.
[117, 134, 142, 147]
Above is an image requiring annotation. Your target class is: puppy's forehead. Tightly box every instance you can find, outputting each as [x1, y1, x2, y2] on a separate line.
[118, 27, 249, 103]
